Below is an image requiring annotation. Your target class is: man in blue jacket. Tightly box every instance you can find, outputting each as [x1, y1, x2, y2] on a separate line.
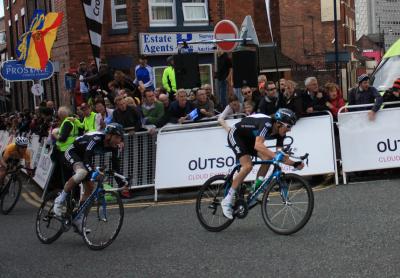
[348, 74, 383, 121]
[134, 55, 154, 91]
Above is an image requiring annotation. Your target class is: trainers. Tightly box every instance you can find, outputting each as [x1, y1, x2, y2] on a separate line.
[221, 198, 233, 220]
[72, 215, 91, 235]
[53, 197, 65, 217]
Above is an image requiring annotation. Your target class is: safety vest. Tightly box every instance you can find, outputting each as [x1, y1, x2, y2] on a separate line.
[56, 118, 79, 152]
[84, 111, 97, 133]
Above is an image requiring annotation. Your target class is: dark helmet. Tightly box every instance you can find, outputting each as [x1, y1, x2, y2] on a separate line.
[274, 108, 297, 126]
[104, 123, 125, 138]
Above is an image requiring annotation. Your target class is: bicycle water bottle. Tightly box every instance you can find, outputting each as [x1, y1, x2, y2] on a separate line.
[251, 176, 264, 192]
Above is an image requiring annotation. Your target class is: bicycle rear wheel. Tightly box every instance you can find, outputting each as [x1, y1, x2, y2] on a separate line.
[82, 190, 124, 250]
[36, 191, 64, 244]
[196, 175, 234, 232]
[261, 173, 314, 235]
[1, 175, 22, 215]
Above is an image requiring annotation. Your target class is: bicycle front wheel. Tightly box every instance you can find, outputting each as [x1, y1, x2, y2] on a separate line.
[261, 173, 314, 235]
[82, 190, 124, 250]
[196, 175, 234, 232]
[1, 175, 22, 215]
[36, 191, 64, 244]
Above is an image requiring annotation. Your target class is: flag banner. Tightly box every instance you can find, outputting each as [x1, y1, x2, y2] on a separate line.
[265, 0, 274, 42]
[82, 0, 104, 69]
[16, 10, 63, 70]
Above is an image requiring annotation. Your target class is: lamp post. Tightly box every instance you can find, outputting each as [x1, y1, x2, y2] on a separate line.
[333, 0, 340, 84]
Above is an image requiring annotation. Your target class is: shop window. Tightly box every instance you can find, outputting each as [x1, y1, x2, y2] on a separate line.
[111, 0, 128, 29]
[182, 0, 208, 25]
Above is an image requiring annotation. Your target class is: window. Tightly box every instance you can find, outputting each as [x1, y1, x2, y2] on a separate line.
[182, 0, 208, 25]
[153, 64, 213, 91]
[111, 0, 128, 29]
[149, 0, 176, 27]
[0, 32, 6, 45]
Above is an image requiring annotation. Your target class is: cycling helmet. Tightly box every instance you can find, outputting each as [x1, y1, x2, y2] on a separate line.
[274, 108, 297, 126]
[15, 136, 29, 148]
[104, 123, 125, 138]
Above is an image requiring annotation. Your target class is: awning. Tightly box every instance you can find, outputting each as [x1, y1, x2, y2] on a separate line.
[258, 44, 294, 71]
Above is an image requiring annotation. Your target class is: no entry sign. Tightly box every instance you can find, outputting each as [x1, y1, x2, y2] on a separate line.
[214, 20, 239, 52]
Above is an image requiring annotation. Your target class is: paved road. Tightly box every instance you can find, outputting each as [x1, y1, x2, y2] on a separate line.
[1, 179, 400, 278]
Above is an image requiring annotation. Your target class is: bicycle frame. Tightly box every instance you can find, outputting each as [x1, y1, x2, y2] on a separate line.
[224, 158, 285, 208]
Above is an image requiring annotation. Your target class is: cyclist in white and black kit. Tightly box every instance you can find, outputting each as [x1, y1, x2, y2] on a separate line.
[222, 108, 304, 219]
[53, 123, 128, 232]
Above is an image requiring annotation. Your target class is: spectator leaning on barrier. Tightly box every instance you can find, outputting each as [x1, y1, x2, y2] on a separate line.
[155, 93, 171, 128]
[113, 95, 143, 131]
[218, 94, 243, 132]
[383, 78, 400, 109]
[313, 87, 329, 112]
[134, 55, 154, 91]
[348, 74, 383, 121]
[168, 89, 194, 124]
[162, 56, 176, 101]
[142, 89, 164, 125]
[325, 83, 345, 120]
[257, 81, 279, 116]
[193, 88, 215, 119]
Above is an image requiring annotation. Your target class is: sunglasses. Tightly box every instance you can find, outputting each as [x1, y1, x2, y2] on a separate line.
[243, 91, 252, 95]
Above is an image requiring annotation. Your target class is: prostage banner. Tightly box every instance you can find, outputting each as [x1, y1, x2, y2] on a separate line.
[338, 107, 400, 172]
[155, 115, 336, 190]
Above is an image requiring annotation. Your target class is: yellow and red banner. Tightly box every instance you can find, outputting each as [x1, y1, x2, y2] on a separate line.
[17, 10, 63, 70]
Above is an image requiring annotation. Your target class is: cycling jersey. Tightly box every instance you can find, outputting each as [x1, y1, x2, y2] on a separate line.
[228, 114, 284, 159]
[64, 132, 124, 186]
[2, 143, 31, 165]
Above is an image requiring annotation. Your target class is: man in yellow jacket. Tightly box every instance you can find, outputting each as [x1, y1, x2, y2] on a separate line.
[162, 56, 176, 101]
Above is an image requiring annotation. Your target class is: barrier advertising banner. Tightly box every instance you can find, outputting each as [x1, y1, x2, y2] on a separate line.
[338, 108, 400, 172]
[155, 115, 336, 190]
[33, 145, 54, 189]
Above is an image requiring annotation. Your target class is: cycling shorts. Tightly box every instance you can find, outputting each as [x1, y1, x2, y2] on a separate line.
[227, 127, 257, 159]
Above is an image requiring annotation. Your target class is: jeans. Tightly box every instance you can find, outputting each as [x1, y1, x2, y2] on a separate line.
[218, 80, 228, 108]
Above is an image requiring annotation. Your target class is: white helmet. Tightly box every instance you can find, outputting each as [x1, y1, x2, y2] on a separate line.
[15, 136, 29, 147]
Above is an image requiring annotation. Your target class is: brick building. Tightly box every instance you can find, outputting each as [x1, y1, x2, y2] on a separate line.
[4, 0, 357, 111]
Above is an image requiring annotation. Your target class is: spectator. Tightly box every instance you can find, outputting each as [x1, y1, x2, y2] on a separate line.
[244, 100, 255, 115]
[113, 95, 142, 131]
[155, 93, 171, 128]
[218, 95, 243, 131]
[162, 56, 176, 101]
[279, 80, 304, 118]
[302, 76, 319, 114]
[85, 62, 114, 97]
[279, 78, 287, 94]
[78, 62, 90, 102]
[114, 70, 136, 92]
[348, 74, 383, 121]
[155, 87, 167, 99]
[216, 50, 232, 108]
[134, 55, 154, 91]
[142, 89, 164, 125]
[325, 83, 345, 120]
[258, 74, 267, 86]
[202, 84, 220, 112]
[313, 88, 329, 112]
[46, 100, 57, 117]
[257, 81, 279, 116]
[169, 89, 194, 124]
[193, 88, 215, 119]
[76, 102, 101, 133]
[94, 98, 114, 130]
[241, 86, 260, 109]
[383, 78, 400, 108]
[124, 96, 137, 107]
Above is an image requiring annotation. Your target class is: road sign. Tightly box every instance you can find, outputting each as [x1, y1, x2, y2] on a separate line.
[214, 20, 239, 52]
[0, 60, 54, 82]
[31, 83, 44, 96]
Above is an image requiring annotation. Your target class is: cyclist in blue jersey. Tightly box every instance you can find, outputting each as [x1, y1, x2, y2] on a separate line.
[221, 108, 304, 219]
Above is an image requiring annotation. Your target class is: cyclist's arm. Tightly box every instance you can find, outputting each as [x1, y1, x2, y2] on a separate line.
[83, 138, 100, 172]
[111, 149, 127, 187]
[23, 149, 32, 169]
[254, 136, 275, 159]
[1, 147, 11, 168]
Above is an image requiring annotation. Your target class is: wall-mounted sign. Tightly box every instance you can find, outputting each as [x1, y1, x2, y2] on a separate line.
[0, 60, 54, 81]
[139, 32, 214, 55]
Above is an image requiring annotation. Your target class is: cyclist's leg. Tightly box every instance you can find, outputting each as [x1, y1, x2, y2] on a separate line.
[81, 180, 95, 204]
[0, 165, 7, 188]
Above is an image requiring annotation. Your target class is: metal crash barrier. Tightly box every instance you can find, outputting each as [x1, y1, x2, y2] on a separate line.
[338, 102, 400, 184]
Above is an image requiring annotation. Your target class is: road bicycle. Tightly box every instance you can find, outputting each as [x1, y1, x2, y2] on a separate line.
[36, 167, 128, 250]
[196, 147, 314, 235]
[0, 161, 34, 215]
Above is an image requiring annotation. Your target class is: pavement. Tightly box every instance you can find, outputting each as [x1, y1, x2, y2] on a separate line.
[1, 178, 400, 277]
